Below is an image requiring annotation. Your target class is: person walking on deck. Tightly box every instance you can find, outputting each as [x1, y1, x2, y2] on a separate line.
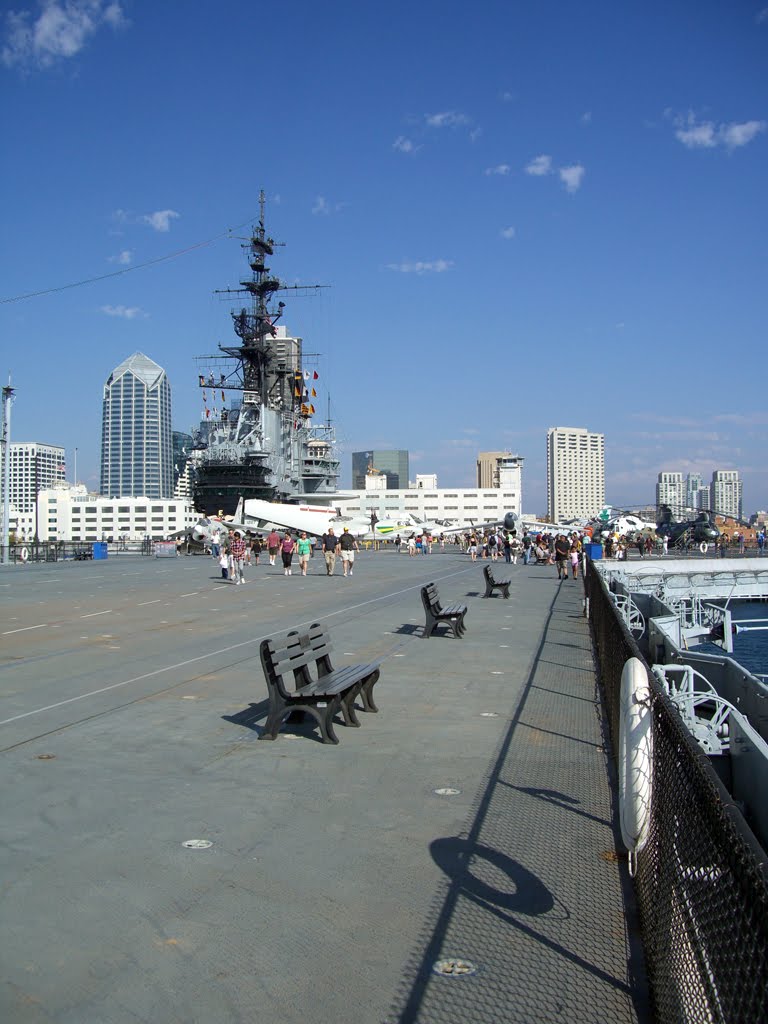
[555, 534, 571, 579]
[339, 527, 358, 576]
[297, 531, 312, 575]
[266, 529, 280, 567]
[322, 527, 338, 575]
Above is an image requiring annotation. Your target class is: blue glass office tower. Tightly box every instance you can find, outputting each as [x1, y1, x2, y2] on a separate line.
[100, 352, 173, 498]
[352, 450, 409, 489]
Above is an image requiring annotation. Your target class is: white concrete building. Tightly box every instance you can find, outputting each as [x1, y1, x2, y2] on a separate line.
[36, 483, 197, 542]
[546, 427, 605, 522]
[333, 486, 520, 529]
[711, 469, 743, 520]
[656, 471, 685, 512]
[1, 442, 66, 517]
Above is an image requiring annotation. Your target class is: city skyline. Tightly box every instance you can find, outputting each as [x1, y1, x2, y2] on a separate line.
[1, 3, 765, 513]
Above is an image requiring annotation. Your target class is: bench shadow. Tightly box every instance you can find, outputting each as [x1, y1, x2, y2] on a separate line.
[222, 699, 270, 730]
[391, 623, 423, 635]
[222, 700, 355, 744]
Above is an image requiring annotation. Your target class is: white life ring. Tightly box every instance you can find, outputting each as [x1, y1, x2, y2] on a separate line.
[699, 541, 708, 554]
[618, 657, 653, 870]
[20, 546, 29, 562]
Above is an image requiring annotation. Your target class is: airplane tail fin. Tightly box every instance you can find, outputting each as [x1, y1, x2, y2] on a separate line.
[234, 496, 245, 523]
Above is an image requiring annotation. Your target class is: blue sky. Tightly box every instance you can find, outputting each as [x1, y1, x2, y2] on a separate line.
[1, 0, 766, 515]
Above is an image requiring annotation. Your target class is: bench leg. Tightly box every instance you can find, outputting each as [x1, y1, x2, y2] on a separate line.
[423, 615, 437, 639]
[359, 670, 380, 713]
[258, 705, 290, 740]
[501, 585, 510, 599]
[483, 584, 493, 598]
[316, 697, 341, 744]
[258, 698, 342, 744]
[340, 685, 362, 727]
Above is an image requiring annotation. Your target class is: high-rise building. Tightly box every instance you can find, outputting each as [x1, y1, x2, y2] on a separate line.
[351, 450, 408, 489]
[100, 352, 173, 499]
[477, 451, 525, 491]
[546, 427, 604, 521]
[1, 442, 65, 517]
[711, 469, 743, 520]
[173, 431, 193, 500]
[656, 472, 685, 512]
[685, 473, 703, 511]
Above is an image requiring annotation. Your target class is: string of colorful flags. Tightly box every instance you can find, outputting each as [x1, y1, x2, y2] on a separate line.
[197, 368, 320, 420]
[295, 368, 319, 416]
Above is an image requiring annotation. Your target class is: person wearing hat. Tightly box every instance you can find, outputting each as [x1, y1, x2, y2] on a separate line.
[229, 530, 247, 585]
[338, 526, 359, 577]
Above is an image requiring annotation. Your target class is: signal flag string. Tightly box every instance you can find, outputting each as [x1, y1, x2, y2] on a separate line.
[0, 215, 259, 305]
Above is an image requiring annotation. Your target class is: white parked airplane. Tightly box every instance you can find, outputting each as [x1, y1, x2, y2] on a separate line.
[236, 497, 457, 540]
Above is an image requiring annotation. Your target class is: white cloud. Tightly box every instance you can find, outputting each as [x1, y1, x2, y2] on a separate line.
[425, 111, 469, 128]
[720, 120, 765, 149]
[500, 91, 515, 103]
[525, 154, 552, 176]
[100, 304, 144, 319]
[500, 226, 516, 239]
[393, 136, 416, 153]
[675, 114, 717, 148]
[386, 260, 454, 274]
[757, 7, 768, 23]
[311, 196, 346, 215]
[484, 164, 510, 176]
[2, 0, 127, 69]
[143, 209, 179, 232]
[581, 111, 592, 124]
[673, 111, 766, 150]
[559, 163, 585, 193]
[108, 249, 132, 264]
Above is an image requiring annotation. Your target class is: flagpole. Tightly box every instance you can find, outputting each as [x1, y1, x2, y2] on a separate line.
[2, 377, 15, 565]
[74, 447, 77, 486]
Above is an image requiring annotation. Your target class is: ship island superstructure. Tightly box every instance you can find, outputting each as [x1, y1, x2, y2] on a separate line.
[191, 193, 339, 515]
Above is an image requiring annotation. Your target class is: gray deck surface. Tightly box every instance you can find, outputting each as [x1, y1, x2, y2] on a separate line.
[0, 549, 649, 1023]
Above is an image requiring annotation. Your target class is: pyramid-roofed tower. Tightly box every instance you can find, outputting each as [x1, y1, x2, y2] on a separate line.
[109, 352, 166, 390]
[100, 352, 173, 499]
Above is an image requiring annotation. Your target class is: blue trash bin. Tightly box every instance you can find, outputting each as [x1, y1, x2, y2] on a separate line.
[93, 542, 108, 560]
[585, 542, 602, 560]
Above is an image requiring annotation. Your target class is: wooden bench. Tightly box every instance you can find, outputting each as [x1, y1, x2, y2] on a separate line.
[258, 622, 380, 744]
[483, 563, 511, 599]
[421, 582, 468, 639]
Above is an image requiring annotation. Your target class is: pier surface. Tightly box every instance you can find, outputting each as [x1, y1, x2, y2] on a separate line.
[1, 549, 648, 1023]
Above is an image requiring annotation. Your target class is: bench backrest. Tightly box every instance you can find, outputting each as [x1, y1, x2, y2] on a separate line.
[483, 564, 494, 582]
[421, 582, 441, 614]
[261, 623, 333, 699]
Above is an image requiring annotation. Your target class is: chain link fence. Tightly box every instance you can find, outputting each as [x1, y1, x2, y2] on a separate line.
[585, 560, 768, 1023]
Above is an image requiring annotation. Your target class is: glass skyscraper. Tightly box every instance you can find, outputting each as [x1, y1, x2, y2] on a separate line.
[352, 449, 409, 489]
[100, 352, 173, 498]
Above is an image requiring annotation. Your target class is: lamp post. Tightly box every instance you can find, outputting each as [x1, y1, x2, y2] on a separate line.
[2, 379, 16, 565]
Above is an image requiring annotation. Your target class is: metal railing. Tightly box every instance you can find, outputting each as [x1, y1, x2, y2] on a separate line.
[585, 559, 768, 1023]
